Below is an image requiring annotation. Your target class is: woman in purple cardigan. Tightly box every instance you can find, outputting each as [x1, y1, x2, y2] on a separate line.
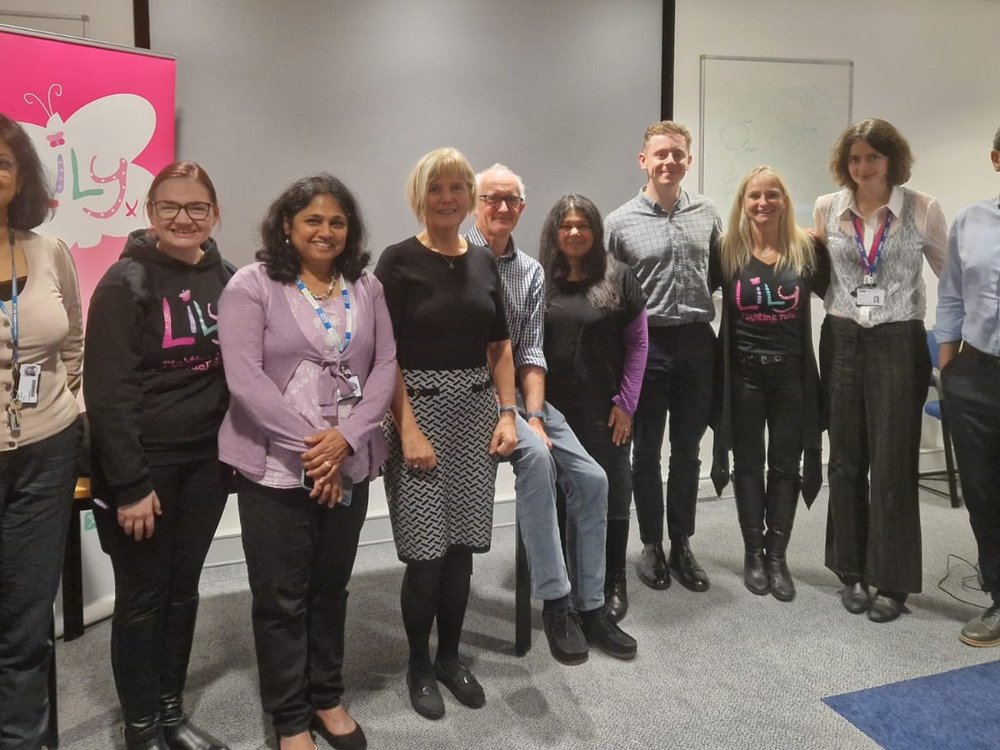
[218, 174, 395, 750]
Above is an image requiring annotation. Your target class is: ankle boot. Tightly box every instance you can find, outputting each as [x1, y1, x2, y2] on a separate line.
[604, 519, 630, 622]
[160, 598, 231, 750]
[764, 473, 800, 603]
[732, 473, 768, 595]
[123, 718, 170, 750]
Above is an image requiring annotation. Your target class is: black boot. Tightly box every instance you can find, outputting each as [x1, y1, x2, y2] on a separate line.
[160, 597, 230, 750]
[764, 473, 799, 603]
[733, 473, 768, 596]
[113, 610, 167, 750]
[604, 519, 630, 623]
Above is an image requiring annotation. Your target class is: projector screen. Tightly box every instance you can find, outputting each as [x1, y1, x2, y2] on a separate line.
[149, 0, 663, 265]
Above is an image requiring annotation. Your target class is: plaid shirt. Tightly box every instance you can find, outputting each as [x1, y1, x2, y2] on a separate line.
[466, 227, 546, 372]
[605, 189, 721, 327]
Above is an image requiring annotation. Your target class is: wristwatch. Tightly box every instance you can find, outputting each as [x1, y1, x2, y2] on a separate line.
[499, 405, 518, 416]
[526, 410, 546, 423]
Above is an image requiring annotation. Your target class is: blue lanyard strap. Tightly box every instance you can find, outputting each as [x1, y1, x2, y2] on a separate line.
[851, 212, 892, 278]
[0, 229, 18, 371]
[294, 275, 352, 352]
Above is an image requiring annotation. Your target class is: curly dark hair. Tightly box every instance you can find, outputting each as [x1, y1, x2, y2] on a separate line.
[539, 194, 619, 310]
[0, 113, 54, 230]
[830, 118, 913, 189]
[257, 173, 370, 282]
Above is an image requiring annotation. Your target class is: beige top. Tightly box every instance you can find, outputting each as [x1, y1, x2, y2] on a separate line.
[0, 231, 83, 450]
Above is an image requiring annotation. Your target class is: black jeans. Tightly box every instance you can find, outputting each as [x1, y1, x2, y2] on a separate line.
[820, 317, 930, 593]
[730, 355, 804, 483]
[238, 476, 369, 738]
[942, 348, 1000, 599]
[94, 458, 229, 723]
[0, 419, 81, 750]
[632, 322, 715, 544]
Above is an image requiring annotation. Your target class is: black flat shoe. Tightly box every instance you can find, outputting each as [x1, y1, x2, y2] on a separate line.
[542, 608, 588, 665]
[868, 592, 907, 623]
[840, 581, 870, 614]
[668, 538, 710, 592]
[311, 715, 367, 750]
[637, 543, 671, 590]
[406, 670, 444, 720]
[434, 659, 485, 709]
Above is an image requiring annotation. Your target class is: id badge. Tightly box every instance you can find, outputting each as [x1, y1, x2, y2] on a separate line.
[15, 363, 40, 404]
[337, 374, 361, 423]
[855, 285, 885, 307]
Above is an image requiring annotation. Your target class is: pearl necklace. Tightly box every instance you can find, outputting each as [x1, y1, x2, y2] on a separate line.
[308, 278, 337, 301]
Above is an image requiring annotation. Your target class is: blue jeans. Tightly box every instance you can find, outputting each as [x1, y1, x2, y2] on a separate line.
[512, 399, 608, 611]
[0, 419, 81, 750]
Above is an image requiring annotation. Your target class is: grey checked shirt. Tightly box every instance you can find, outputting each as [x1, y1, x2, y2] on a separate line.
[605, 189, 721, 327]
[465, 227, 547, 372]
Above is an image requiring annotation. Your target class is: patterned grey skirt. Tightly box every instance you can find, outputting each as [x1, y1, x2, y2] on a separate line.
[383, 365, 499, 563]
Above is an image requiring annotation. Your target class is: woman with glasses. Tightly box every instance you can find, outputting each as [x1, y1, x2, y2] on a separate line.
[537, 194, 646, 646]
[375, 147, 517, 720]
[0, 113, 84, 750]
[85, 161, 233, 750]
[218, 174, 395, 750]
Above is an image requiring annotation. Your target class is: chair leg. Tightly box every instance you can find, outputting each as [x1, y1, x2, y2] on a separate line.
[62, 505, 86, 641]
[940, 403, 962, 508]
[47, 617, 59, 748]
[514, 519, 531, 656]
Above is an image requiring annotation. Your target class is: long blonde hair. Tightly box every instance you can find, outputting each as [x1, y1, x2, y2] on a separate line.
[720, 166, 815, 280]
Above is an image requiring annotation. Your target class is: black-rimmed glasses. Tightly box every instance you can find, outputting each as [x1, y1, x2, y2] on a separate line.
[152, 201, 214, 221]
[480, 194, 523, 209]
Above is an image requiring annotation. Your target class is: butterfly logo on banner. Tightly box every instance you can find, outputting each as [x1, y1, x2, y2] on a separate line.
[20, 83, 156, 248]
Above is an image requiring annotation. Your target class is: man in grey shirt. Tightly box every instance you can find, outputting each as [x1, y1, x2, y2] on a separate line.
[605, 120, 721, 595]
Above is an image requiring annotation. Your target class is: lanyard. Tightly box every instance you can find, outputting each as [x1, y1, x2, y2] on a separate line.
[0, 229, 18, 371]
[851, 212, 892, 278]
[294, 275, 352, 352]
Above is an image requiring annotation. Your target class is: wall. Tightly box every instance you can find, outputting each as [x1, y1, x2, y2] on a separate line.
[0, 0, 132, 44]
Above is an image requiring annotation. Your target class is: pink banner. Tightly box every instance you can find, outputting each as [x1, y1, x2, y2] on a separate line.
[0, 27, 175, 317]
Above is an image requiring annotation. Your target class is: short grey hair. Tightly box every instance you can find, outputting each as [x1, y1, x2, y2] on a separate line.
[475, 163, 526, 201]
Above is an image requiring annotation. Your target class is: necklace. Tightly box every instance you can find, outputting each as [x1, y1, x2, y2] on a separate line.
[307, 277, 336, 300]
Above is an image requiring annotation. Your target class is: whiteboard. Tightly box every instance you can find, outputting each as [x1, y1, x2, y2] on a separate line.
[699, 55, 852, 227]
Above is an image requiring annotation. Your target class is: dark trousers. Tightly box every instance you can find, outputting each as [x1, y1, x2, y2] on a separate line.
[731, 356, 804, 483]
[942, 349, 1000, 599]
[0, 420, 81, 750]
[820, 317, 930, 593]
[561, 409, 630, 522]
[632, 322, 715, 544]
[238, 476, 369, 738]
[94, 458, 229, 724]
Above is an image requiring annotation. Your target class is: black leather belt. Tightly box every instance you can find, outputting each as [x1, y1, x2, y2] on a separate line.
[737, 352, 794, 366]
[962, 342, 1000, 366]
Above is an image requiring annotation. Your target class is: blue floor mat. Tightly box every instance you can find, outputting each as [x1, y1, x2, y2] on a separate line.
[823, 660, 1000, 750]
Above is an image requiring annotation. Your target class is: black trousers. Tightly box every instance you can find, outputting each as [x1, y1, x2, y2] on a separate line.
[94, 458, 229, 723]
[0, 419, 81, 750]
[561, 409, 630, 522]
[820, 317, 930, 593]
[731, 356, 804, 483]
[942, 348, 1000, 600]
[238, 476, 369, 738]
[632, 322, 715, 544]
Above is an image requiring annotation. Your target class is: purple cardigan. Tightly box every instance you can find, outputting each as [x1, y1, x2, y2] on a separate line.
[217, 262, 397, 482]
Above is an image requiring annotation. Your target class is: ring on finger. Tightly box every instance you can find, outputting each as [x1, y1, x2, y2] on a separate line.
[322, 459, 333, 468]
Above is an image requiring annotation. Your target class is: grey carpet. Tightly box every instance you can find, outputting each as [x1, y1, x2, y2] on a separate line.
[53, 489, 997, 749]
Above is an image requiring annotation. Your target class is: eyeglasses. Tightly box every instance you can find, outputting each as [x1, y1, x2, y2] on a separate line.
[152, 201, 214, 221]
[480, 194, 523, 209]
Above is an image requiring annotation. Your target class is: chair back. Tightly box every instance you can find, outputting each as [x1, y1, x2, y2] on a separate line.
[926, 329, 940, 371]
